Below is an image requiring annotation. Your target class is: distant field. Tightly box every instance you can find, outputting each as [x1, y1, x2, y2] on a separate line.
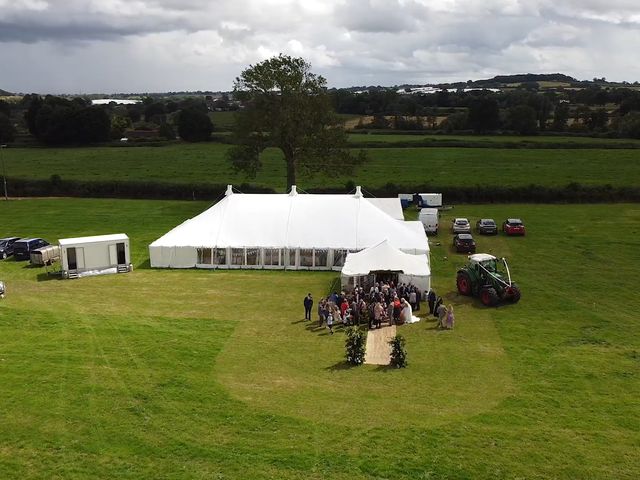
[348, 132, 640, 146]
[3, 144, 640, 191]
[211, 111, 360, 131]
[0, 198, 638, 479]
[209, 110, 237, 130]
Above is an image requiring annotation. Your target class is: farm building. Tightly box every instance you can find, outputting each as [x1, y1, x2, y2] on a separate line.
[59, 234, 131, 279]
[149, 186, 429, 270]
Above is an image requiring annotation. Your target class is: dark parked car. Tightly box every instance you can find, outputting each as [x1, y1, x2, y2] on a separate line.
[453, 233, 476, 253]
[0, 237, 21, 259]
[13, 238, 50, 261]
[476, 219, 498, 235]
[503, 218, 526, 236]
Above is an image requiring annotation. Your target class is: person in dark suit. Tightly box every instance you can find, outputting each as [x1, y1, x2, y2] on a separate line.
[303, 293, 313, 320]
[427, 288, 437, 315]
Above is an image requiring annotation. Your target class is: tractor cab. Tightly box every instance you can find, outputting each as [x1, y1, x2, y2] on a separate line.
[468, 253, 503, 283]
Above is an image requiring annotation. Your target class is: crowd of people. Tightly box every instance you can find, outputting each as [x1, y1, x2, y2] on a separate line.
[304, 281, 456, 334]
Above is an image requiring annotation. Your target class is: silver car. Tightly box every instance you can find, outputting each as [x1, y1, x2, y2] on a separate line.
[451, 217, 471, 233]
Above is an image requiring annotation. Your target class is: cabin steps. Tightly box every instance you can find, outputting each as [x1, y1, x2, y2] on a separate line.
[117, 264, 129, 273]
[67, 271, 79, 279]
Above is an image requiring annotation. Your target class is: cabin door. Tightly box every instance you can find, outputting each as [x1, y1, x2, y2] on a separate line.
[67, 247, 77, 270]
[116, 243, 126, 264]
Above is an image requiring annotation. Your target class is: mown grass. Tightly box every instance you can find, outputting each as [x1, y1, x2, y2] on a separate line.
[4, 143, 640, 191]
[0, 198, 639, 478]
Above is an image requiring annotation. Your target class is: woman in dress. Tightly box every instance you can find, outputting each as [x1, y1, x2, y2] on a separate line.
[400, 298, 413, 324]
[446, 305, 455, 330]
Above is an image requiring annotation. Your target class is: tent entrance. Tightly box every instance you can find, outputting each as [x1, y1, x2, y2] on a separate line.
[372, 270, 401, 286]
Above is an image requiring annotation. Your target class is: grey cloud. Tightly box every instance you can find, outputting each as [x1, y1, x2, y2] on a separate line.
[0, 0, 639, 93]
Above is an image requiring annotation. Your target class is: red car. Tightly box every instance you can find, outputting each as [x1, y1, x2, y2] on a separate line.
[502, 218, 526, 236]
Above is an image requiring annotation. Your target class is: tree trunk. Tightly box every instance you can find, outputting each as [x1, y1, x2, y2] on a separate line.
[285, 153, 296, 191]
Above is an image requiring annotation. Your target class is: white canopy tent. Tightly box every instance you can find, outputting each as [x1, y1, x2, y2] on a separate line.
[341, 239, 431, 292]
[149, 186, 429, 270]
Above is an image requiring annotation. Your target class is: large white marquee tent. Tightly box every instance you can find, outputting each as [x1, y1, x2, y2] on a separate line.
[149, 186, 429, 270]
[341, 239, 431, 292]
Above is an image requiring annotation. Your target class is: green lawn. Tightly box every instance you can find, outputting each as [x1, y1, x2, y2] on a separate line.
[0, 198, 639, 478]
[4, 144, 640, 191]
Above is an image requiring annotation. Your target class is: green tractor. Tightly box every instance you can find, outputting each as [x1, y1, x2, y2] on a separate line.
[456, 253, 521, 307]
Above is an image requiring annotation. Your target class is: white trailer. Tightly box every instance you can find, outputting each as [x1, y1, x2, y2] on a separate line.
[59, 234, 131, 279]
[417, 193, 442, 208]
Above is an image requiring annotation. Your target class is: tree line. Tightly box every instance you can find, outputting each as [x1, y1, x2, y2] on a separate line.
[329, 87, 640, 137]
[0, 94, 214, 145]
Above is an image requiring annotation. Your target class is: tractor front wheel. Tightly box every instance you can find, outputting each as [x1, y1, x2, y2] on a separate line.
[456, 272, 472, 296]
[506, 283, 521, 303]
[480, 287, 499, 307]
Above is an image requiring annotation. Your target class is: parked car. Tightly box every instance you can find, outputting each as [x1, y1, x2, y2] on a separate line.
[13, 238, 50, 261]
[476, 218, 498, 235]
[453, 233, 476, 253]
[0, 237, 21, 259]
[502, 218, 526, 236]
[451, 218, 471, 233]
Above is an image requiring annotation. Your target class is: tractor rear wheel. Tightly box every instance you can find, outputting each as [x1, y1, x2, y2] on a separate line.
[480, 287, 499, 307]
[456, 272, 472, 296]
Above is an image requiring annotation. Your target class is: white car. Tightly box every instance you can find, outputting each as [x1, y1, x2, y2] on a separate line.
[451, 217, 471, 233]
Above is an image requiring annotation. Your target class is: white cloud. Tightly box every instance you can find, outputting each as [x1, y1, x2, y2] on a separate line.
[0, 0, 639, 92]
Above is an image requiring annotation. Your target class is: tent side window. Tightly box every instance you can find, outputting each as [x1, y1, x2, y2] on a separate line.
[231, 248, 244, 265]
[299, 249, 313, 267]
[333, 249, 347, 267]
[197, 248, 212, 264]
[286, 249, 296, 267]
[212, 248, 226, 265]
[314, 249, 328, 268]
[264, 248, 280, 266]
[246, 248, 259, 266]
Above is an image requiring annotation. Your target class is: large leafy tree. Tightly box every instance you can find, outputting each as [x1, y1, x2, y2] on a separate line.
[177, 108, 213, 142]
[228, 54, 364, 189]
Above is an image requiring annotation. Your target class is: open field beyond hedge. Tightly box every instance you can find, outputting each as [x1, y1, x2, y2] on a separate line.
[1, 198, 639, 479]
[3, 143, 640, 192]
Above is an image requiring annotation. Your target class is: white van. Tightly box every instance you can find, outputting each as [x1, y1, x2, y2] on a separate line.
[419, 208, 439, 234]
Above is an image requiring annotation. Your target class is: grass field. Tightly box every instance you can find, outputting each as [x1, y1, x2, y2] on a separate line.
[348, 132, 640, 146]
[1, 198, 639, 478]
[4, 143, 640, 191]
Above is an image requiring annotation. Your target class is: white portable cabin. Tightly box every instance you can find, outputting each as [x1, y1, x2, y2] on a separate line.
[59, 234, 131, 279]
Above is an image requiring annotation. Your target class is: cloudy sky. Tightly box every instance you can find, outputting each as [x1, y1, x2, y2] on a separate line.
[1, 0, 639, 94]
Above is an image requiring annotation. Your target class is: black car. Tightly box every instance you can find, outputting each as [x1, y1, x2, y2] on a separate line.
[0, 237, 21, 259]
[453, 233, 476, 253]
[13, 238, 50, 261]
[476, 218, 498, 235]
